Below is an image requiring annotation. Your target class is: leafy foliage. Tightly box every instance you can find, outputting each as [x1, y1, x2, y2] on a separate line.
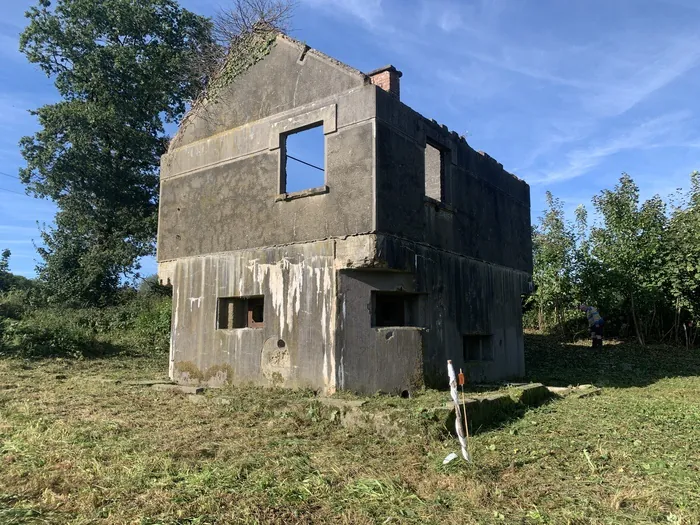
[18, 0, 212, 306]
[0, 249, 10, 292]
[529, 192, 576, 330]
[0, 293, 172, 359]
[529, 172, 700, 346]
[181, 0, 293, 134]
[0, 250, 34, 294]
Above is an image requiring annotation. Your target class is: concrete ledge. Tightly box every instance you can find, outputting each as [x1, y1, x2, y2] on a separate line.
[152, 384, 205, 395]
[269, 104, 337, 150]
[512, 383, 552, 406]
[574, 387, 602, 399]
[439, 383, 554, 435]
[423, 196, 456, 214]
[275, 185, 329, 201]
[124, 380, 175, 386]
[546, 384, 602, 399]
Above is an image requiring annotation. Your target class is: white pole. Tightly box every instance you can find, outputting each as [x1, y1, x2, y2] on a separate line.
[447, 360, 471, 462]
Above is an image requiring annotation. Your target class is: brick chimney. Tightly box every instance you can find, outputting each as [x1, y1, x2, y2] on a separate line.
[368, 65, 402, 100]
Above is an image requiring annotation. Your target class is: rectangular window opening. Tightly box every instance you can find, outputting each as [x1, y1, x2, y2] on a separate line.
[282, 123, 325, 193]
[425, 140, 446, 202]
[463, 334, 493, 362]
[218, 296, 265, 329]
[372, 291, 419, 327]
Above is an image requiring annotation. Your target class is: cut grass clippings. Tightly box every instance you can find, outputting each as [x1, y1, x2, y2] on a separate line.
[1, 335, 699, 524]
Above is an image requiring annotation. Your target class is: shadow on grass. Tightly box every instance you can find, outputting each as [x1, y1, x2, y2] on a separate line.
[524, 332, 700, 388]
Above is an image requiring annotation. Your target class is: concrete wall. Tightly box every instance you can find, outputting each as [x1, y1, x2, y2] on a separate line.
[332, 234, 530, 392]
[374, 88, 533, 274]
[336, 270, 425, 395]
[158, 35, 533, 393]
[169, 35, 368, 150]
[166, 232, 529, 394]
[372, 234, 530, 384]
[158, 80, 377, 262]
[168, 240, 337, 392]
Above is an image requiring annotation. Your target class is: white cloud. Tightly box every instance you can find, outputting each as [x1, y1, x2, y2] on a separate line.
[301, 0, 383, 28]
[580, 34, 700, 118]
[530, 111, 696, 184]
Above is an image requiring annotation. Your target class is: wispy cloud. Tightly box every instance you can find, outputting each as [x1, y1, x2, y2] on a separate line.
[580, 34, 700, 118]
[301, 0, 383, 28]
[531, 111, 696, 184]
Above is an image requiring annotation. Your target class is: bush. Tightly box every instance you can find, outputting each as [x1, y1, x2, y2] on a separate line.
[0, 316, 97, 359]
[0, 293, 172, 359]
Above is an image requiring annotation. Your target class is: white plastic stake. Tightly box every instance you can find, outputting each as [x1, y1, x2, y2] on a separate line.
[447, 360, 471, 462]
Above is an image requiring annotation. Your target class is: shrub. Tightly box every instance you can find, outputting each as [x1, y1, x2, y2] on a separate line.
[1, 312, 99, 359]
[0, 294, 172, 359]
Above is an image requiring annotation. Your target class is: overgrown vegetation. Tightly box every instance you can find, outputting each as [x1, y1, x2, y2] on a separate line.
[17, 0, 212, 306]
[1, 334, 698, 524]
[528, 172, 700, 346]
[15, 0, 294, 307]
[0, 272, 171, 360]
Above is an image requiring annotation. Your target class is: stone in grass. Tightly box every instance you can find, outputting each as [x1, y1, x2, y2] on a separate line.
[574, 387, 602, 399]
[512, 383, 553, 406]
[442, 393, 519, 435]
[546, 386, 572, 396]
[152, 384, 205, 395]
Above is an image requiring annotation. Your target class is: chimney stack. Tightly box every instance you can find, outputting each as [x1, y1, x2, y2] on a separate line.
[368, 65, 402, 100]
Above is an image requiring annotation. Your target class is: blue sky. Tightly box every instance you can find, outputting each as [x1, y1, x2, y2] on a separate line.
[1, 0, 699, 277]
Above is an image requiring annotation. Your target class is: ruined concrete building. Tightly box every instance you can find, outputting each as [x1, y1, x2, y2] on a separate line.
[157, 34, 533, 395]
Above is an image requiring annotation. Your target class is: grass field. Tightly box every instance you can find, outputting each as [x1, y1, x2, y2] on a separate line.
[1, 334, 699, 524]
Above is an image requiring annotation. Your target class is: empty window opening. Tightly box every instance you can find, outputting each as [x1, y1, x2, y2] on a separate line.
[283, 124, 325, 193]
[217, 296, 265, 329]
[463, 334, 493, 362]
[425, 140, 446, 201]
[373, 292, 419, 327]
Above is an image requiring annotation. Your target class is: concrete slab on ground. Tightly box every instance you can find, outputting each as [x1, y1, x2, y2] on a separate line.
[152, 384, 205, 395]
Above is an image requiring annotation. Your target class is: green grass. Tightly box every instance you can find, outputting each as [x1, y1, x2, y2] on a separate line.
[1, 335, 699, 524]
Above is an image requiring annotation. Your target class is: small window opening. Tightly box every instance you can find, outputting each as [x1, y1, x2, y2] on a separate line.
[463, 334, 493, 362]
[373, 291, 419, 327]
[425, 140, 446, 201]
[218, 296, 265, 329]
[283, 123, 325, 193]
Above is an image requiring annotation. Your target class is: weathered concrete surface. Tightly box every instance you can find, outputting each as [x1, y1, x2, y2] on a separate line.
[157, 92, 376, 260]
[371, 234, 530, 385]
[512, 383, 552, 406]
[157, 32, 532, 395]
[168, 241, 337, 392]
[336, 269, 425, 395]
[573, 387, 602, 399]
[375, 88, 532, 274]
[169, 35, 369, 151]
[440, 383, 552, 435]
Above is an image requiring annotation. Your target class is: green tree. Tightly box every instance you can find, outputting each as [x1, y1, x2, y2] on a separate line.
[0, 249, 11, 292]
[589, 174, 668, 345]
[18, 0, 212, 306]
[663, 172, 700, 344]
[531, 192, 577, 331]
